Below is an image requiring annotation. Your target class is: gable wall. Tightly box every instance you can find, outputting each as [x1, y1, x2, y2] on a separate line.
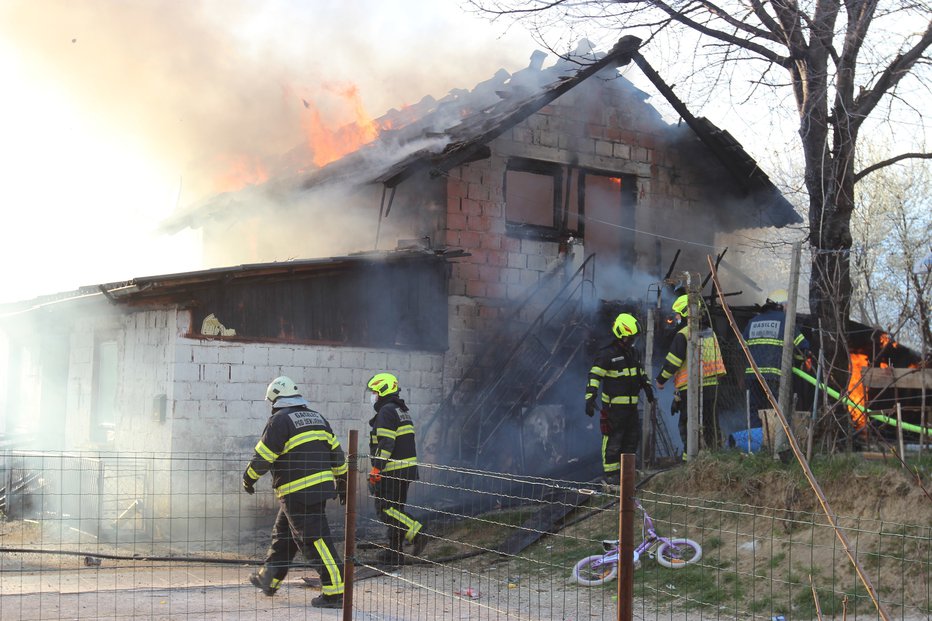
[440, 71, 734, 387]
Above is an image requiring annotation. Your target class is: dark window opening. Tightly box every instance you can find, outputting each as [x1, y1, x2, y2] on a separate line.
[504, 158, 569, 241]
[504, 158, 635, 245]
[190, 259, 449, 351]
[584, 172, 637, 264]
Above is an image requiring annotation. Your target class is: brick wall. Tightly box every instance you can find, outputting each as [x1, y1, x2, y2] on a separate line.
[439, 71, 743, 388]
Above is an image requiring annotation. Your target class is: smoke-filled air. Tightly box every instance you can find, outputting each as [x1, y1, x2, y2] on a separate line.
[0, 0, 538, 304]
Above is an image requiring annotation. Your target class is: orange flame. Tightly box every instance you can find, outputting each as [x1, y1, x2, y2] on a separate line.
[212, 155, 269, 193]
[847, 353, 869, 431]
[300, 83, 382, 167]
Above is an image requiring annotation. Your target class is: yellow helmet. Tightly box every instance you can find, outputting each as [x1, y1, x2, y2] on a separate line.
[767, 289, 788, 305]
[672, 294, 689, 317]
[612, 313, 639, 338]
[367, 372, 399, 397]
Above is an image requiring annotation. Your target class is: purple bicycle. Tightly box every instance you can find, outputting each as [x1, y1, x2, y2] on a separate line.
[572, 499, 702, 586]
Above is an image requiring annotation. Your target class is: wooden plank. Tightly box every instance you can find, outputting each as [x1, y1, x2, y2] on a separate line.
[862, 367, 932, 390]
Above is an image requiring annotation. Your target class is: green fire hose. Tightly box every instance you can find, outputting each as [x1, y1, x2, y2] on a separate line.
[792, 367, 931, 437]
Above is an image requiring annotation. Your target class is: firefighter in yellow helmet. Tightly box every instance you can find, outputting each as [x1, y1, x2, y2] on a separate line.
[366, 372, 427, 566]
[585, 313, 654, 482]
[243, 376, 347, 608]
[655, 295, 727, 452]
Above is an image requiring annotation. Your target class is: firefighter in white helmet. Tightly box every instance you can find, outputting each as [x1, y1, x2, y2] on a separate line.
[243, 376, 347, 608]
[585, 313, 654, 482]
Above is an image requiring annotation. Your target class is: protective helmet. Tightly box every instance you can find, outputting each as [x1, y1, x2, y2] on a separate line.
[612, 313, 639, 338]
[766, 289, 788, 305]
[266, 376, 300, 402]
[367, 372, 399, 397]
[672, 294, 689, 317]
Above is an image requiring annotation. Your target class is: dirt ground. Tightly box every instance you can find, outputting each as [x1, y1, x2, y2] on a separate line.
[1, 454, 929, 620]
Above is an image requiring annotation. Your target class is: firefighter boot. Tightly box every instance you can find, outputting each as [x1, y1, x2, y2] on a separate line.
[248, 568, 279, 596]
[377, 529, 405, 567]
[410, 530, 428, 559]
[311, 593, 343, 609]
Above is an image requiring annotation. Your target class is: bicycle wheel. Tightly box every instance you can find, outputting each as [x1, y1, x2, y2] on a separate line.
[656, 538, 702, 568]
[572, 554, 618, 586]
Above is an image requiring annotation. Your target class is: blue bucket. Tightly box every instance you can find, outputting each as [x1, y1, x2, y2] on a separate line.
[728, 427, 763, 453]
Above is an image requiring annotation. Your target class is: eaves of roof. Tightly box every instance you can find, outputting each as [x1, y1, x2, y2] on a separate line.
[0, 249, 461, 317]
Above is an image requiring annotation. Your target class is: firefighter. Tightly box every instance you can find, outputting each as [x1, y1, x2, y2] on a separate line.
[742, 289, 811, 424]
[243, 376, 347, 609]
[585, 312, 655, 482]
[367, 372, 427, 566]
[655, 295, 727, 452]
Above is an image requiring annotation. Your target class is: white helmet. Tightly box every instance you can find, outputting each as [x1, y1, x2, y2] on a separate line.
[766, 289, 788, 305]
[266, 376, 300, 402]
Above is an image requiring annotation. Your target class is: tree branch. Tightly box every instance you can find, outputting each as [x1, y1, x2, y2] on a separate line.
[697, 0, 780, 42]
[855, 152, 932, 183]
[853, 19, 932, 125]
[651, 0, 792, 66]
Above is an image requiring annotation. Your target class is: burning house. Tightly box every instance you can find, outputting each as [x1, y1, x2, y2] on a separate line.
[0, 37, 804, 534]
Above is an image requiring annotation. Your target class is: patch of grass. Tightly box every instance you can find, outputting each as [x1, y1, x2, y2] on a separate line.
[702, 535, 723, 551]
[635, 562, 739, 609]
[747, 596, 774, 613]
[769, 552, 786, 569]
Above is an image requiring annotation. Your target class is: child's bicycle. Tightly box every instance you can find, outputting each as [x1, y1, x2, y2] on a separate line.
[572, 499, 702, 586]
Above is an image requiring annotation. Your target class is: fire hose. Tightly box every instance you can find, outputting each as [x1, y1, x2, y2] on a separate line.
[792, 367, 932, 437]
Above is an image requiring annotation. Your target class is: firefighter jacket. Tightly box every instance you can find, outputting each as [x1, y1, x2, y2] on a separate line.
[742, 306, 810, 377]
[369, 394, 418, 480]
[244, 397, 348, 504]
[657, 325, 726, 391]
[586, 340, 654, 409]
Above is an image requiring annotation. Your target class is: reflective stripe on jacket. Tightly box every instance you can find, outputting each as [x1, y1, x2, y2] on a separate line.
[369, 395, 418, 479]
[245, 402, 347, 502]
[742, 307, 809, 377]
[586, 340, 653, 408]
[657, 326, 726, 390]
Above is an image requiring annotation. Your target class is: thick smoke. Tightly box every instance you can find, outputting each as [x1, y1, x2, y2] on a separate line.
[0, 1, 535, 236]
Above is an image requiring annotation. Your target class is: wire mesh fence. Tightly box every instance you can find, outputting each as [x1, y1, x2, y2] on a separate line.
[1, 449, 929, 620]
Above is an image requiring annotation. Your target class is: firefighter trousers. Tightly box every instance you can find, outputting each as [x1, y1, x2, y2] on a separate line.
[601, 406, 640, 477]
[259, 495, 344, 596]
[675, 385, 721, 451]
[374, 475, 422, 564]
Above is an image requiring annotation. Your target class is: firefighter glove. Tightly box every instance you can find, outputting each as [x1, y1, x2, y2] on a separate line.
[585, 400, 596, 417]
[670, 394, 682, 416]
[599, 410, 611, 435]
[644, 386, 655, 404]
[335, 474, 347, 506]
[242, 477, 255, 495]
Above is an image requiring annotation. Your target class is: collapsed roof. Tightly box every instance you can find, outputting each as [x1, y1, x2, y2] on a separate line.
[164, 36, 801, 233]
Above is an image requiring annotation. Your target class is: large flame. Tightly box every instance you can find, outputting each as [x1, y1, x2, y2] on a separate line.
[847, 353, 869, 431]
[301, 83, 383, 167]
[212, 154, 269, 193]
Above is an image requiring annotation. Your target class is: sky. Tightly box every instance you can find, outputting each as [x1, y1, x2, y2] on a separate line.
[0, 0, 544, 304]
[2, 2, 923, 308]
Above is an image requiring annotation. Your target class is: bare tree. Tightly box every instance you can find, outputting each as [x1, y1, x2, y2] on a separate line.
[852, 155, 932, 349]
[470, 0, 932, 389]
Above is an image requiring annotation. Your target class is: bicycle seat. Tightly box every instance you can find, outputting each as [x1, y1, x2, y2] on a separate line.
[601, 539, 619, 551]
